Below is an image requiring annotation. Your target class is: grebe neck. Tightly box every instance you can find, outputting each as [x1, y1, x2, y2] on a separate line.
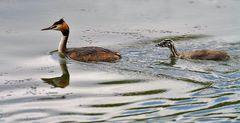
[58, 30, 69, 54]
[169, 45, 180, 57]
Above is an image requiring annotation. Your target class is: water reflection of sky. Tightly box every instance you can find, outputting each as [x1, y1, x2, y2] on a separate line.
[0, 0, 240, 122]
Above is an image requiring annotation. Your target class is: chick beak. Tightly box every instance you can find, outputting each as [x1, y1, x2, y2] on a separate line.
[41, 25, 56, 31]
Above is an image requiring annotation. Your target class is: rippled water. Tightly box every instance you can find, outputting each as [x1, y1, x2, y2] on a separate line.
[0, 0, 240, 123]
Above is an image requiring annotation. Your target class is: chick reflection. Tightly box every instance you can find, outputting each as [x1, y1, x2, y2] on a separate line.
[158, 57, 177, 66]
[41, 58, 69, 88]
[170, 57, 177, 65]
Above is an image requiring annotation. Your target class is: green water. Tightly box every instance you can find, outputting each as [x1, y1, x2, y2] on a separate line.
[0, 0, 240, 122]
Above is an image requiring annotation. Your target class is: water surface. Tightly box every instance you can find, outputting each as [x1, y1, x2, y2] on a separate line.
[0, 0, 240, 122]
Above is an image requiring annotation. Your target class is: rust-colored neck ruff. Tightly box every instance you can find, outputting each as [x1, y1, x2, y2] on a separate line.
[58, 22, 70, 54]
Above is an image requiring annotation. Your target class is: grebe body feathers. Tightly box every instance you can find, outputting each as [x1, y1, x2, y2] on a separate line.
[67, 47, 121, 62]
[42, 18, 121, 62]
[156, 39, 230, 61]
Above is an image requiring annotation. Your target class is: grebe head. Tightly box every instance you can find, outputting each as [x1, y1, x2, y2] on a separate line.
[156, 39, 174, 48]
[42, 18, 70, 53]
[41, 18, 69, 33]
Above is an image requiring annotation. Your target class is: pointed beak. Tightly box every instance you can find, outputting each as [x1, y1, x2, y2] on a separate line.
[41, 25, 56, 31]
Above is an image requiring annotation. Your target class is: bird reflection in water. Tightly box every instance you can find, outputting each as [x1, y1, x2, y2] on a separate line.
[41, 54, 70, 88]
[157, 57, 177, 66]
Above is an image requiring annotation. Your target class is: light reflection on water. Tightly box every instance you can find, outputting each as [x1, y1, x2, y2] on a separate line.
[0, 0, 240, 122]
[1, 39, 239, 122]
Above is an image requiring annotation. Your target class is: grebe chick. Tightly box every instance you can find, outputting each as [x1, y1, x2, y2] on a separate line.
[155, 39, 230, 61]
[41, 18, 121, 62]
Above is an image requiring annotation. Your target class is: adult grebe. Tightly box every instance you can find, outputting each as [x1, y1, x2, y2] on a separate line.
[41, 18, 121, 62]
[156, 39, 230, 61]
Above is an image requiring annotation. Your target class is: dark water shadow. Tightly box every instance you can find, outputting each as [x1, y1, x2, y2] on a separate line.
[98, 79, 146, 85]
[119, 89, 167, 96]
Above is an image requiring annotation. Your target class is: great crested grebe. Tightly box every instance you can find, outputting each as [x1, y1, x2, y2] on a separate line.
[41, 18, 121, 62]
[156, 39, 230, 61]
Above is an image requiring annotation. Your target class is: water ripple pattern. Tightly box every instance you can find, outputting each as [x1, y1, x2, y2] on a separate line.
[0, 0, 240, 123]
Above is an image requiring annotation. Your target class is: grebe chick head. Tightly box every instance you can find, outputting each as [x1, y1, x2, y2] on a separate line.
[156, 39, 180, 57]
[155, 39, 174, 48]
[41, 18, 69, 35]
